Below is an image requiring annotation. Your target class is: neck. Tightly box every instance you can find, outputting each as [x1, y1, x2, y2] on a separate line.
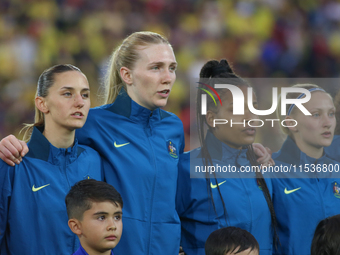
[85, 249, 111, 255]
[126, 88, 156, 111]
[222, 141, 242, 150]
[212, 131, 243, 150]
[80, 242, 112, 255]
[294, 139, 324, 159]
[43, 126, 75, 149]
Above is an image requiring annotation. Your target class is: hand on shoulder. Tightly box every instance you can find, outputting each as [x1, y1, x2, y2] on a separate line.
[0, 135, 28, 166]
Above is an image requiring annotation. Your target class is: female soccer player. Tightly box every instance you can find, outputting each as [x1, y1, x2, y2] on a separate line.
[0, 32, 184, 255]
[272, 84, 340, 255]
[0, 64, 103, 254]
[176, 59, 277, 255]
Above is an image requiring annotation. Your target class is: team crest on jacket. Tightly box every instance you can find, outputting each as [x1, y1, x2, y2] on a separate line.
[332, 181, 340, 198]
[84, 175, 91, 180]
[167, 140, 178, 159]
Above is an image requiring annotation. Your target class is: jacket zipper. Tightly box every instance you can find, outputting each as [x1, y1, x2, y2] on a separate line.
[62, 149, 76, 252]
[145, 114, 157, 255]
[236, 149, 253, 232]
[314, 159, 326, 218]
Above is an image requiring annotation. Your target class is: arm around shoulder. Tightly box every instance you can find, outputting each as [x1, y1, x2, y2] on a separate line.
[0, 135, 29, 166]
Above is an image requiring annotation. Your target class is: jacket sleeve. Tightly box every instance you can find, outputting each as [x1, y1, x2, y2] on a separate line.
[0, 161, 14, 246]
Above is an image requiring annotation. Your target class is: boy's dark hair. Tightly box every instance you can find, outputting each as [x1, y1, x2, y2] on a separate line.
[205, 227, 259, 255]
[65, 179, 123, 220]
[311, 214, 340, 255]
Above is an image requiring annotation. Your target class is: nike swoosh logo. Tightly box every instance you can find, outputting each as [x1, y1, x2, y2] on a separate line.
[211, 180, 227, 189]
[114, 141, 130, 148]
[284, 187, 301, 194]
[32, 184, 50, 192]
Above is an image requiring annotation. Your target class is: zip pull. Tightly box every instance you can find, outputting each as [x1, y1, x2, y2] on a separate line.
[314, 159, 319, 181]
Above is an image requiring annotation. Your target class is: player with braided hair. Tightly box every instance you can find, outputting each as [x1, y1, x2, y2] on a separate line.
[176, 59, 278, 255]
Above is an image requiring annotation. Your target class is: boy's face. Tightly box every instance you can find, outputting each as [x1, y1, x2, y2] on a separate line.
[78, 201, 123, 254]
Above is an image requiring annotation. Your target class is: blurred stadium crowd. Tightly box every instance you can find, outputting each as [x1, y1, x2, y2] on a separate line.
[1, 0, 340, 151]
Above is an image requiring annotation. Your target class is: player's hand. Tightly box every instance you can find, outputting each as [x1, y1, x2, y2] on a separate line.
[253, 143, 275, 167]
[0, 135, 29, 166]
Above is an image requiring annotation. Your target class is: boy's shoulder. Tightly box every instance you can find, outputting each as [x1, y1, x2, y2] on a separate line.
[72, 243, 114, 255]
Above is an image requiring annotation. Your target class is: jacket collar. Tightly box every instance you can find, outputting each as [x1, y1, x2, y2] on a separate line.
[26, 126, 84, 164]
[105, 88, 171, 125]
[74, 243, 114, 255]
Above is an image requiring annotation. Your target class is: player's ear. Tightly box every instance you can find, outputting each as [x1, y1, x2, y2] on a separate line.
[68, 219, 82, 235]
[285, 116, 298, 133]
[120, 67, 133, 85]
[35, 96, 49, 114]
[205, 110, 216, 129]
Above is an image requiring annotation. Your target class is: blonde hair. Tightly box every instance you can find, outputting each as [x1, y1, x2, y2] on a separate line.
[276, 84, 327, 136]
[104, 31, 170, 105]
[21, 64, 83, 142]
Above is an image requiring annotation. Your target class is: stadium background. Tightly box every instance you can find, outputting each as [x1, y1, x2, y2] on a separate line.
[1, 0, 340, 152]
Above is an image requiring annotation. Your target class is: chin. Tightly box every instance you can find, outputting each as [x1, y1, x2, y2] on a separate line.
[242, 137, 256, 145]
[73, 120, 86, 129]
[104, 241, 119, 250]
[68, 124, 85, 130]
[321, 141, 333, 148]
[74, 123, 85, 128]
[155, 99, 169, 109]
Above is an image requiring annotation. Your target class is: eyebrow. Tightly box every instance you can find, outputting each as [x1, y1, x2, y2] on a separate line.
[148, 61, 177, 66]
[93, 211, 109, 216]
[60, 87, 90, 91]
[93, 211, 123, 216]
[310, 107, 335, 111]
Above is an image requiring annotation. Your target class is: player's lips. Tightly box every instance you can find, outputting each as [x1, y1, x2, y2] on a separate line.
[71, 111, 84, 119]
[321, 131, 332, 138]
[242, 127, 256, 135]
[157, 89, 170, 98]
[105, 235, 117, 241]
